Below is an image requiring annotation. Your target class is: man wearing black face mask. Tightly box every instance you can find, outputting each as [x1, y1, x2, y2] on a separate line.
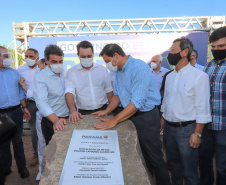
[161, 37, 211, 185]
[199, 26, 226, 185]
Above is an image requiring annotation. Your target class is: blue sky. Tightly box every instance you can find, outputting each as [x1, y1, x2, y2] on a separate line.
[0, 0, 225, 47]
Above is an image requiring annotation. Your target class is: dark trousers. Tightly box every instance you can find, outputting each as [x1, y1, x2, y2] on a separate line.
[0, 107, 26, 171]
[199, 126, 226, 185]
[41, 117, 54, 145]
[115, 107, 171, 185]
[0, 133, 13, 185]
[163, 122, 199, 185]
[26, 100, 38, 154]
[78, 104, 108, 115]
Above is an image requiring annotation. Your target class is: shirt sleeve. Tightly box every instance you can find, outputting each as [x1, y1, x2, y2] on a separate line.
[104, 69, 113, 93]
[65, 68, 76, 96]
[194, 72, 212, 123]
[17, 72, 26, 100]
[130, 64, 152, 109]
[113, 78, 118, 96]
[33, 74, 54, 117]
[26, 89, 34, 99]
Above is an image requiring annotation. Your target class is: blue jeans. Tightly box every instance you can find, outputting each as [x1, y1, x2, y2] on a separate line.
[199, 126, 226, 185]
[163, 122, 199, 185]
[0, 106, 26, 169]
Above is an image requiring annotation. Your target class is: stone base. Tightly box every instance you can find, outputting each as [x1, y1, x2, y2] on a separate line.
[40, 115, 153, 185]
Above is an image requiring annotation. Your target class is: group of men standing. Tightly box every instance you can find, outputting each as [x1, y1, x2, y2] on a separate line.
[0, 25, 226, 185]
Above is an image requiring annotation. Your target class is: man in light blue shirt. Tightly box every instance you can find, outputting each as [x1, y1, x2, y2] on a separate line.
[190, 49, 205, 71]
[150, 55, 170, 90]
[33, 45, 69, 145]
[93, 44, 171, 185]
[0, 46, 30, 179]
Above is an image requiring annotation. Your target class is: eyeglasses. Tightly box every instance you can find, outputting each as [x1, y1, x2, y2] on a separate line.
[0, 53, 11, 58]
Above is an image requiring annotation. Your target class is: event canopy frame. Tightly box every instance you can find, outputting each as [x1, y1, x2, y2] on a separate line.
[9, 16, 225, 68]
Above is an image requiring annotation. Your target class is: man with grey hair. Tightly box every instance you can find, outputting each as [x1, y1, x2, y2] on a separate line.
[161, 37, 211, 185]
[150, 55, 169, 90]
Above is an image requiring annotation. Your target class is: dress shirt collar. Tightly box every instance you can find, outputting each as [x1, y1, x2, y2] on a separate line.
[152, 67, 163, 74]
[174, 63, 191, 74]
[213, 59, 226, 65]
[121, 55, 132, 72]
[0, 67, 10, 72]
[46, 66, 64, 77]
[25, 64, 38, 70]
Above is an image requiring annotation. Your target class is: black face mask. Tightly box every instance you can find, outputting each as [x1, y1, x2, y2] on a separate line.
[167, 52, 182, 66]
[212, 49, 226, 60]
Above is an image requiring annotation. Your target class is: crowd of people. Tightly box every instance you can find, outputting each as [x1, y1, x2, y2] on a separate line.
[0, 25, 226, 185]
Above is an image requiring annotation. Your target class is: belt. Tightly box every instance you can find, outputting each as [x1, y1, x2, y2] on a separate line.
[78, 104, 108, 113]
[0, 104, 21, 111]
[58, 116, 69, 119]
[165, 120, 195, 127]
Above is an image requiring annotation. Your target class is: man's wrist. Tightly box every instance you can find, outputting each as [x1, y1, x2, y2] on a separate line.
[193, 132, 202, 138]
[70, 108, 77, 113]
[21, 106, 27, 109]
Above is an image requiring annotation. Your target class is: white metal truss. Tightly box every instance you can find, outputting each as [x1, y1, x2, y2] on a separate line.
[10, 16, 225, 68]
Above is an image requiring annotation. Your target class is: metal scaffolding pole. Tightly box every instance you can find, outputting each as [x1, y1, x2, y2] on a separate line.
[10, 16, 225, 68]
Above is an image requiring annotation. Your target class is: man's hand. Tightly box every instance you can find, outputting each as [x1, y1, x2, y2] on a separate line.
[19, 77, 26, 88]
[22, 108, 31, 122]
[53, 118, 67, 131]
[69, 111, 83, 124]
[92, 110, 108, 119]
[189, 133, 201, 148]
[94, 117, 118, 130]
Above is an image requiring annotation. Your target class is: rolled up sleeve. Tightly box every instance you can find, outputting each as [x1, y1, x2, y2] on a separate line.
[33, 75, 54, 117]
[130, 66, 150, 109]
[104, 69, 113, 93]
[65, 69, 76, 96]
[194, 73, 212, 123]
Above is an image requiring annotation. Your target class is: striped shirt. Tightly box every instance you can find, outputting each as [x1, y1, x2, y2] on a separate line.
[114, 56, 161, 111]
[204, 59, 226, 130]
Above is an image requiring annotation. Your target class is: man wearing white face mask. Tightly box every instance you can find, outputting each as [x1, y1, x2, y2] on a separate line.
[65, 41, 113, 123]
[150, 55, 169, 90]
[33, 45, 69, 146]
[17, 48, 39, 166]
[0, 46, 30, 179]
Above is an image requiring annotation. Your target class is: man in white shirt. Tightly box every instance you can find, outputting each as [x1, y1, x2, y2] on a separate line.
[19, 58, 47, 179]
[189, 49, 205, 71]
[150, 55, 170, 90]
[65, 41, 113, 123]
[161, 37, 212, 185]
[33, 45, 69, 146]
[17, 48, 39, 166]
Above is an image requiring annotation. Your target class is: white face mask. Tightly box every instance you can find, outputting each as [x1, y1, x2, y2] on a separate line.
[50, 64, 64, 74]
[3, 58, 13, 68]
[26, 58, 36, 67]
[106, 62, 117, 72]
[80, 58, 93, 68]
[150, 62, 159, 69]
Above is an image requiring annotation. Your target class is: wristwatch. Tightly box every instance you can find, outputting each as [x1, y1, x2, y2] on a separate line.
[21, 106, 27, 109]
[194, 132, 202, 138]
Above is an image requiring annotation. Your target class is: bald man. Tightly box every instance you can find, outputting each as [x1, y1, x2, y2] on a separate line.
[150, 55, 169, 90]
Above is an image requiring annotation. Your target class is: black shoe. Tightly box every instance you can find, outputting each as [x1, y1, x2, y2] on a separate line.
[18, 167, 29, 178]
[4, 169, 12, 176]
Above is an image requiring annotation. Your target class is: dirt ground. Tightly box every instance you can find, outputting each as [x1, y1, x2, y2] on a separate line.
[4, 135, 39, 185]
